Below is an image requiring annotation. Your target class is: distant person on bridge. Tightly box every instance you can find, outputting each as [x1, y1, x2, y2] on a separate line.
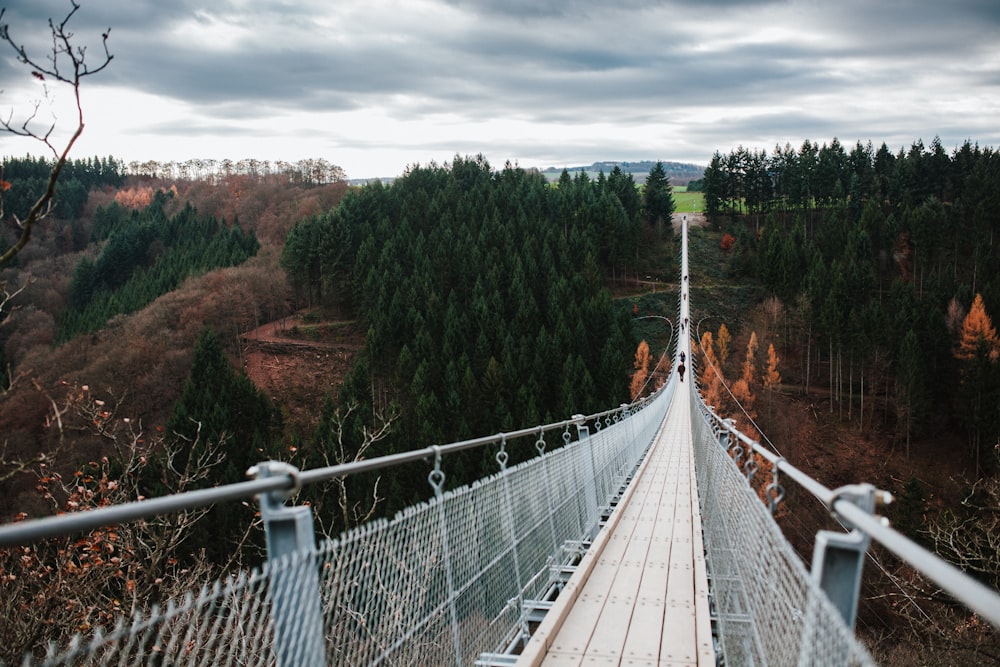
[678, 362, 686, 382]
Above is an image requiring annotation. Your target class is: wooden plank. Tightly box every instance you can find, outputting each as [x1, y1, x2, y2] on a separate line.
[521, 387, 717, 667]
[623, 567, 670, 661]
[586, 454, 664, 662]
[688, 436, 716, 665]
[518, 405, 674, 665]
[661, 597, 699, 663]
[623, 442, 677, 663]
[542, 590, 608, 657]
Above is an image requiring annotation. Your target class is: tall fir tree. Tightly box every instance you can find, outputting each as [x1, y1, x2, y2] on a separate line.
[164, 328, 282, 564]
[954, 295, 1000, 475]
[630, 340, 652, 400]
[896, 329, 928, 460]
[643, 161, 675, 238]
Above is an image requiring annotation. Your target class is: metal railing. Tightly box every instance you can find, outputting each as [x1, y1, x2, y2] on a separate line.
[0, 389, 673, 666]
[698, 405, 1000, 629]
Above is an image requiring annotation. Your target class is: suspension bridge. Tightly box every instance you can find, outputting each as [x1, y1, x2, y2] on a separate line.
[1, 219, 998, 666]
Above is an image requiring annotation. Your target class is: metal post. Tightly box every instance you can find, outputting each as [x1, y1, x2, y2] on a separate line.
[251, 461, 326, 667]
[427, 450, 463, 667]
[574, 414, 599, 538]
[810, 484, 878, 629]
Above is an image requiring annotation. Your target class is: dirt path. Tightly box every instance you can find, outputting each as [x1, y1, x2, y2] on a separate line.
[673, 211, 708, 233]
[238, 314, 365, 431]
[241, 317, 363, 351]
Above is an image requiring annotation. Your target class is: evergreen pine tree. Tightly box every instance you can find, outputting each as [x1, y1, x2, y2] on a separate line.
[643, 161, 675, 239]
[164, 328, 281, 564]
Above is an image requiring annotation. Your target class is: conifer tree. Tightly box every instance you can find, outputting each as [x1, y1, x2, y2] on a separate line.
[896, 329, 928, 460]
[643, 161, 675, 238]
[165, 328, 281, 563]
[764, 343, 781, 420]
[630, 340, 652, 400]
[716, 324, 732, 368]
[954, 294, 1000, 475]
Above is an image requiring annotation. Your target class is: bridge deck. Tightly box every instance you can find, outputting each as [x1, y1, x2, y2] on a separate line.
[518, 386, 714, 666]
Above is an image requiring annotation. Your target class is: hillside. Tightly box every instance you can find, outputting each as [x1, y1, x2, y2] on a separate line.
[346, 160, 708, 188]
[539, 159, 705, 185]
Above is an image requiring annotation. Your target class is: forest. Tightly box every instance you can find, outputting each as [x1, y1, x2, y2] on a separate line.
[0, 153, 674, 655]
[0, 139, 997, 662]
[281, 156, 675, 514]
[698, 137, 1000, 476]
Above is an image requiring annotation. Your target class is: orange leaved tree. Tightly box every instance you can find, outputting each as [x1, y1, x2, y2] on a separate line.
[763, 343, 781, 420]
[630, 340, 652, 400]
[954, 294, 1000, 476]
[698, 331, 723, 409]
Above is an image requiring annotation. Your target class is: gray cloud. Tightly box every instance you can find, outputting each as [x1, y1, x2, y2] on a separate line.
[1, 0, 997, 175]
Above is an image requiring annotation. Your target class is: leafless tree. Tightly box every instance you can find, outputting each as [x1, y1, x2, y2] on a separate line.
[0, 273, 31, 390]
[0, 385, 232, 663]
[308, 401, 397, 536]
[0, 0, 112, 265]
[859, 477, 1000, 664]
[926, 477, 1000, 588]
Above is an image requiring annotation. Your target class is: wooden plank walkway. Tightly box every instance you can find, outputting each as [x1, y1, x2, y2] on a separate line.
[517, 386, 714, 666]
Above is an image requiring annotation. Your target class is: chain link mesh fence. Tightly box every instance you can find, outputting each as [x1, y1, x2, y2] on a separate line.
[689, 395, 876, 666]
[8, 389, 670, 666]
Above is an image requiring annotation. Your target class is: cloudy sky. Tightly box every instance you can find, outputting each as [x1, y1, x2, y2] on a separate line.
[0, 0, 997, 179]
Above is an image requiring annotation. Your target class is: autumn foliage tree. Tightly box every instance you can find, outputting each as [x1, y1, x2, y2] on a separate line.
[954, 294, 1000, 475]
[630, 339, 652, 399]
[715, 323, 732, 369]
[763, 342, 781, 419]
[731, 331, 759, 416]
[698, 331, 723, 409]
[956, 294, 999, 362]
[0, 386, 218, 664]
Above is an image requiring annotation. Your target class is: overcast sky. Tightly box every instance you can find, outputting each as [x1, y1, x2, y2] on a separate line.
[1, 0, 997, 179]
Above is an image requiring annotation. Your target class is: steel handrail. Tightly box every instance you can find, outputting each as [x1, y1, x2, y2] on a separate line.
[0, 397, 657, 548]
[701, 402, 1000, 628]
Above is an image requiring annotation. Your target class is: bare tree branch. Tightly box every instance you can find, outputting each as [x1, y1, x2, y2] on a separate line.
[309, 401, 397, 536]
[0, 274, 31, 327]
[0, 1, 112, 264]
[0, 386, 231, 661]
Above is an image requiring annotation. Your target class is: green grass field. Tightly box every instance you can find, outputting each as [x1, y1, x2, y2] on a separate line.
[673, 190, 704, 213]
[547, 177, 705, 213]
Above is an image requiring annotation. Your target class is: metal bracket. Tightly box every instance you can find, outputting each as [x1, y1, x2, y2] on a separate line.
[248, 460, 325, 666]
[248, 460, 301, 508]
[811, 483, 891, 629]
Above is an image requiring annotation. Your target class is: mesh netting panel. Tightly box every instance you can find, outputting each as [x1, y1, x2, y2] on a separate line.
[18, 567, 276, 667]
[689, 394, 875, 666]
[9, 391, 671, 666]
[315, 390, 671, 665]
